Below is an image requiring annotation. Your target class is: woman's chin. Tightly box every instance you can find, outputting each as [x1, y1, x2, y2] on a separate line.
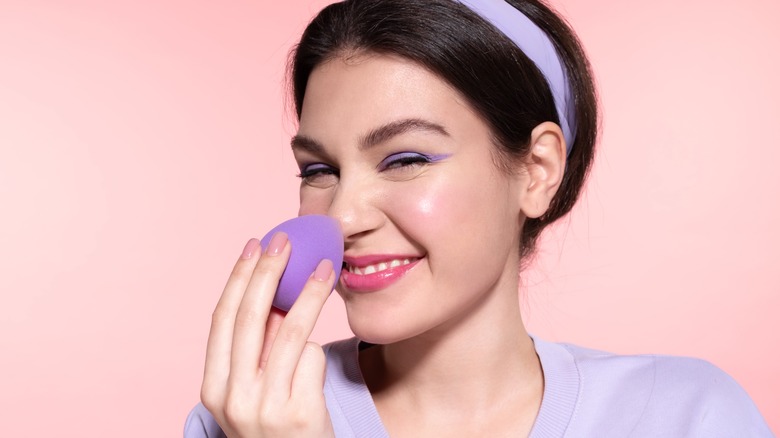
[344, 307, 423, 345]
[347, 314, 402, 345]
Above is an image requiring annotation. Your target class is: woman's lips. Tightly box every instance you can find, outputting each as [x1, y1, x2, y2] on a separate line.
[340, 256, 422, 293]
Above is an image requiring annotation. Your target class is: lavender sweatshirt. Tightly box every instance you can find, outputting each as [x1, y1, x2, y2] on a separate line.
[184, 336, 772, 437]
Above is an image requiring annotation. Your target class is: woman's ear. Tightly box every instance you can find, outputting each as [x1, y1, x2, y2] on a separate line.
[517, 121, 567, 219]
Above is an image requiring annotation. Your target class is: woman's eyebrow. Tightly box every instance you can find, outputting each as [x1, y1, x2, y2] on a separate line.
[290, 118, 450, 154]
[290, 135, 323, 154]
[359, 118, 449, 150]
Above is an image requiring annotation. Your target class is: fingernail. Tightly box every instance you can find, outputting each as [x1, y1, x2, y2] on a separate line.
[266, 232, 288, 256]
[313, 259, 333, 282]
[241, 238, 260, 259]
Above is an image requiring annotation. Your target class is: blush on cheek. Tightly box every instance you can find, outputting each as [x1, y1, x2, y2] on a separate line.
[387, 180, 457, 238]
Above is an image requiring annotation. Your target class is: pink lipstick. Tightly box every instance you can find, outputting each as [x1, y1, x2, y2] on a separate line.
[340, 255, 422, 293]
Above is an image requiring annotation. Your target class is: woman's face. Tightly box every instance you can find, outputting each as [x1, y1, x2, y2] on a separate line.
[294, 54, 525, 344]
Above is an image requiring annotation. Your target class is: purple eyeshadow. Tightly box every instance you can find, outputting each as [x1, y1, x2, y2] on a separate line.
[301, 163, 332, 174]
[378, 151, 452, 169]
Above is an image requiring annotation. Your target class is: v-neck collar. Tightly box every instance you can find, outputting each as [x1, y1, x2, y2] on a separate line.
[326, 335, 580, 437]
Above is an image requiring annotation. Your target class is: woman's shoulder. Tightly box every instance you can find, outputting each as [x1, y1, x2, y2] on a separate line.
[536, 338, 773, 436]
[562, 340, 752, 403]
[561, 340, 735, 389]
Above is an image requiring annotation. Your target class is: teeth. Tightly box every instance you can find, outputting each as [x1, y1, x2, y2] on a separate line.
[346, 258, 417, 275]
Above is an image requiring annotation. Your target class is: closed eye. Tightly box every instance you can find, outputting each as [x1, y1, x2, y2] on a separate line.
[297, 163, 339, 188]
[378, 152, 434, 171]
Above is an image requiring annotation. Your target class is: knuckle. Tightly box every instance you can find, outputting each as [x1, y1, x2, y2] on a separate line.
[303, 342, 325, 361]
[281, 323, 307, 343]
[223, 394, 252, 428]
[253, 258, 282, 276]
[256, 400, 283, 430]
[300, 280, 332, 305]
[233, 307, 264, 329]
[286, 400, 325, 432]
[229, 260, 253, 281]
[210, 307, 231, 326]
[199, 387, 220, 413]
[289, 410, 310, 430]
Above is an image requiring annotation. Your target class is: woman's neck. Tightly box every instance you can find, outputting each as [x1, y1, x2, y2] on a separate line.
[358, 268, 544, 433]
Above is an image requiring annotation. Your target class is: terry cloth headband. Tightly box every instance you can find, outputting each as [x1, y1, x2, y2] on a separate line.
[455, 0, 577, 156]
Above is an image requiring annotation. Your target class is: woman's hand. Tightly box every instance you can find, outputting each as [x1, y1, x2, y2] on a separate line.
[200, 233, 336, 438]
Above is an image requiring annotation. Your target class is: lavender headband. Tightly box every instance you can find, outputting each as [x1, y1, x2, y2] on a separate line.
[455, 0, 577, 156]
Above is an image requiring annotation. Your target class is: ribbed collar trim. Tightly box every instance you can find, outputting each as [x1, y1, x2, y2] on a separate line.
[528, 335, 581, 437]
[325, 335, 580, 437]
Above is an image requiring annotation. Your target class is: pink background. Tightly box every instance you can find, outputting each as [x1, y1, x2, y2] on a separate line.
[1, 0, 777, 435]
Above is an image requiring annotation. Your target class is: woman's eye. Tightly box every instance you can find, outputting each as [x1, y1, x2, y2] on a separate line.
[296, 163, 339, 187]
[378, 152, 433, 171]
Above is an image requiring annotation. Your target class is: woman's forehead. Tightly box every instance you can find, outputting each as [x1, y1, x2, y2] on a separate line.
[298, 54, 477, 139]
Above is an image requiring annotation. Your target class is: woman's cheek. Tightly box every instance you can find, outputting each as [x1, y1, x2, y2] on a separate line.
[298, 188, 332, 216]
[385, 177, 461, 239]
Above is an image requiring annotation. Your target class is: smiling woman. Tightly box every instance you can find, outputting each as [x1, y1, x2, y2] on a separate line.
[184, 0, 772, 436]
[295, 54, 540, 351]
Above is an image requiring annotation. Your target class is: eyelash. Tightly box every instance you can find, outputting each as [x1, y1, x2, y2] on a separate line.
[379, 153, 432, 171]
[296, 152, 434, 182]
[296, 165, 338, 181]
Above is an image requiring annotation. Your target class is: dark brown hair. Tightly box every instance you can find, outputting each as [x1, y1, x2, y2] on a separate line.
[288, 0, 599, 261]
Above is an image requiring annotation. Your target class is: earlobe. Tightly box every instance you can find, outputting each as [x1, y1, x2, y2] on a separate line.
[518, 122, 567, 219]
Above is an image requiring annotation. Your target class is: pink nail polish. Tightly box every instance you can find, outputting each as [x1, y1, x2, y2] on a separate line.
[241, 238, 260, 259]
[313, 259, 333, 282]
[266, 232, 288, 256]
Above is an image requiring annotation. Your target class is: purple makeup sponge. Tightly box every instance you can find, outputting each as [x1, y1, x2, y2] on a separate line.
[259, 215, 343, 312]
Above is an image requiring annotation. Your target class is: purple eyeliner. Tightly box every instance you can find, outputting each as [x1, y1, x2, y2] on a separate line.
[377, 151, 453, 169]
[425, 153, 453, 162]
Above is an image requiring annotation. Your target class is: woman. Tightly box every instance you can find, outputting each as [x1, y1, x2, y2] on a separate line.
[185, 0, 771, 436]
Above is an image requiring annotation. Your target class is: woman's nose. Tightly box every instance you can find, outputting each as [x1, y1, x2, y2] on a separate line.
[327, 179, 384, 243]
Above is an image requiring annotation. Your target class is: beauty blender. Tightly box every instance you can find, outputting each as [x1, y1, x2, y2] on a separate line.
[259, 215, 343, 311]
